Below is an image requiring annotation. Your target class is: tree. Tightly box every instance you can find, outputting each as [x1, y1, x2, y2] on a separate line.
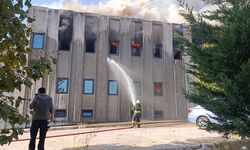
[0, 0, 53, 145]
[178, 0, 250, 138]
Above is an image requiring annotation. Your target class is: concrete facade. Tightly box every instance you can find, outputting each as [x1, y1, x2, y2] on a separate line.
[22, 6, 190, 124]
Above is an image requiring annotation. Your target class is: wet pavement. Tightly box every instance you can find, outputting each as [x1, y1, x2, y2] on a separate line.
[1, 120, 224, 150]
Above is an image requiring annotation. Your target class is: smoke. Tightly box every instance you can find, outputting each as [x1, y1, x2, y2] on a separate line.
[58, 12, 73, 50]
[85, 16, 98, 40]
[60, 0, 207, 23]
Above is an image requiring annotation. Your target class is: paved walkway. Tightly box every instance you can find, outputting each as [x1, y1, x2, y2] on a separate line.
[1, 121, 224, 150]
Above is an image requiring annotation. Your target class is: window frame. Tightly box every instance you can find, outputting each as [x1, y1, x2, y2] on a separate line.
[108, 80, 118, 95]
[83, 79, 94, 94]
[56, 78, 69, 94]
[31, 33, 45, 49]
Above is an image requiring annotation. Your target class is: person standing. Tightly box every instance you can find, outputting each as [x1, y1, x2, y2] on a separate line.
[132, 99, 142, 128]
[29, 87, 54, 150]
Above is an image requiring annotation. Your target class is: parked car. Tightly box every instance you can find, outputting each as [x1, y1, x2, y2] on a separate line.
[188, 105, 218, 129]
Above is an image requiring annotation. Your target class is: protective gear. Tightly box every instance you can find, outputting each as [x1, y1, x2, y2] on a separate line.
[131, 102, 142, 128]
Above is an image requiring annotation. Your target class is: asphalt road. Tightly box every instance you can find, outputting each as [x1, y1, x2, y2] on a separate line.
[1, 121, 224, 150]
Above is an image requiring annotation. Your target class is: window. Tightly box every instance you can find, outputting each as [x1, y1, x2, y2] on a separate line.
[173, 24, 183, 60]
[131, 42, 141, 56]
[31, 33, 45, 49]
[55, 109, 67, 117]
[153, 43, 162, 58]
[109, 19, 120, 55]
[56, 78, 68, 94]
[174, 50, 182, 59]
[82, 110, 93, 118]
[85, 39, 96, 53]
[154, 82, 163, 96]
[58, 12, 73, 51]
[83, 79, 94, 94]
[108, 80, 118, 95]
[131, 21, 142, 57]
[110, 41, 119, 55]
[152, 24, 163, 58]
[133, 81, 141, 96]
[154, 110, 164, 119]
[85, 16, 97, 53]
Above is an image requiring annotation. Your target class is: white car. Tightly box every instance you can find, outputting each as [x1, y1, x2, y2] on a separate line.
[188, 105, 218, 129]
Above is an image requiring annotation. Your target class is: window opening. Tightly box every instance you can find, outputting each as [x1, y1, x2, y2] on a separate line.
[83, 79, 94, 94]
[154, 82, 163, 96]
[56, 78, 68, 94]
[85, 16, 97, 53]
[133, 81, 141, 96]
[131, 22, 142, 56]
[108, 80, 118, 95]
[82, 110, 93, 117]
[154, 110, 164, 119]
[153, 42, 162, 58]
[55, 109, 67, 117]
[173, 24, 184, 60]
[85, 39, 96, 53]
[58, 12, 73, 51]
[31, 33, 45, 49]
[110, 41, 119, 55]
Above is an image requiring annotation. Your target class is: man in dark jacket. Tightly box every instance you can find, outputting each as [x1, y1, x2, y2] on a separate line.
[132, 99, 142, 128]
[29, 87, 54, 150]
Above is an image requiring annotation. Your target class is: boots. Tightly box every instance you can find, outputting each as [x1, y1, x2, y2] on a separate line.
[131, 121, 135, 127]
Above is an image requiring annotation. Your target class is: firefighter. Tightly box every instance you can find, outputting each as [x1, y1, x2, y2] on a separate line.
[132, 99, 142, 128]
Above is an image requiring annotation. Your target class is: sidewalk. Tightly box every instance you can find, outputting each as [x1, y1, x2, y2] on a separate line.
[2, 121, 224, 150]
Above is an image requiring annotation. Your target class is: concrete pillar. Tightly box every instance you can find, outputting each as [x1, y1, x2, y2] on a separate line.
[68, 13, 85, 122]
[95, 16, 109, 122]
[142, 21, 153, 120]
[163, 23, 177, 120]
[120, 18, 132, 121]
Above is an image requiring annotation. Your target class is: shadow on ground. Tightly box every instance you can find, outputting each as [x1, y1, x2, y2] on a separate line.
[61, 138, 212, 150]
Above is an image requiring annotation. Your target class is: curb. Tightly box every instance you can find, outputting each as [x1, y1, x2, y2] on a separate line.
[24, 120, 188, 132]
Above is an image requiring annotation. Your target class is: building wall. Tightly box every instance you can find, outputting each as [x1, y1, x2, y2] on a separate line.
[24, 6, 189, 124]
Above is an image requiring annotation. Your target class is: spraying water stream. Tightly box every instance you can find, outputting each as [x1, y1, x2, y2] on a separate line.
[107, 57, 136, 105]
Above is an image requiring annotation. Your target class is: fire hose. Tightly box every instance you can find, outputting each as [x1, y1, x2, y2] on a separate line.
[12, 126, 133, 142]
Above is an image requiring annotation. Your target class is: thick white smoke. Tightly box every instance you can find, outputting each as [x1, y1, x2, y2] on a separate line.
[61, 0, 207, 23]
[37, 0, 207, 23]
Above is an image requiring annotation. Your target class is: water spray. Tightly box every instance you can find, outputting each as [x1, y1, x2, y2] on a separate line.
[107, 58, 136, 105]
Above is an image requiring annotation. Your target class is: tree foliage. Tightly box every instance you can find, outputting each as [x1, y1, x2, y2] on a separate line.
[0, 0, 53, 145]
[178, 0, 250, 138]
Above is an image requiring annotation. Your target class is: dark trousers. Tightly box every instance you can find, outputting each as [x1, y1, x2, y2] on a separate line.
[29, 120, 48, 150]
[132, 113, 141, 128]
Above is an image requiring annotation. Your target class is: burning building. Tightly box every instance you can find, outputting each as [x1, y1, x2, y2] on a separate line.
[21, 6, 191, 124]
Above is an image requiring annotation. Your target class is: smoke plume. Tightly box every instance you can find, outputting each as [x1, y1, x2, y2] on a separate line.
[60, 0, 207, 23]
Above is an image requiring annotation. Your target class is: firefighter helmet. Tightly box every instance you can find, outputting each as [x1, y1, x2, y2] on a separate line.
[136, 99, 140, 104]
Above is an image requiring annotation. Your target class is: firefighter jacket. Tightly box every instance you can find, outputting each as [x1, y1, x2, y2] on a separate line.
[133, 103, 142, 114]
